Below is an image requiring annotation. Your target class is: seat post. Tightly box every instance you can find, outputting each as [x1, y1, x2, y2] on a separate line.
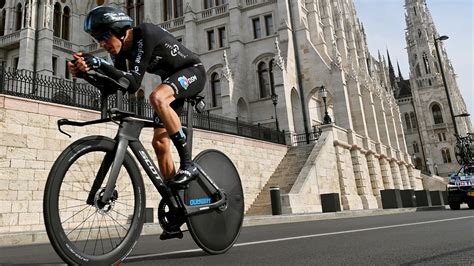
[185, 100, 194, 156]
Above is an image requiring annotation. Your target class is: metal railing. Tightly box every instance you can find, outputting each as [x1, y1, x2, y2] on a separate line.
[0, 65, 285, 145]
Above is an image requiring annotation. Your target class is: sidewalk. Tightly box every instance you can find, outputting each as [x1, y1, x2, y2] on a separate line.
[0, 206, 447, 247]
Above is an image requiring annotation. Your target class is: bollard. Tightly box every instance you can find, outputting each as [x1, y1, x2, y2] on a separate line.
[270, 187, 282, 215]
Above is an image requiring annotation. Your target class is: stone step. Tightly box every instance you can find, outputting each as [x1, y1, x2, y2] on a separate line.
[246, 143, 315, 215]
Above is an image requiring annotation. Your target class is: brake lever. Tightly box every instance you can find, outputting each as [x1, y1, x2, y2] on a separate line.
[58, 119, 72, 138]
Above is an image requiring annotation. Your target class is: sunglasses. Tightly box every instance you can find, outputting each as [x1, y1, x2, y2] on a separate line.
[93, 31, 112, 42]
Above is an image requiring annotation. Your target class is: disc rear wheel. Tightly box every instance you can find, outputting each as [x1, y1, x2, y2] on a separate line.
[185, 149, 244, 254]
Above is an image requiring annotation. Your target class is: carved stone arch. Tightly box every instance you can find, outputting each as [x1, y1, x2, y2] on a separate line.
[429, 101, 444, 124]
[252, 53, 275, 65]
[207, 65, 223, 108]
[236, 97, 249, 122]
[291, 87, 304, 133]
[207, 63, 223, 76]
[308, 85, 332, 125]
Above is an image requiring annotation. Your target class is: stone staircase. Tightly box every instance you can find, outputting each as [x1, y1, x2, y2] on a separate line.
[246, 143, 316, 215]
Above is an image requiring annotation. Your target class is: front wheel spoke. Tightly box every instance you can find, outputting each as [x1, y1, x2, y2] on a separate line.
[59, 193, 88, 203]
[62, 181, 89, 193]
[106, 212, 125, 245]
[61, 205, 92, 225]
[106, 212, 129, 234]
[83, 212, 99, 253]
[74, 207, 95, 243]
[59, 203, 89, 211]
[110, 208, 131, 220]
[114, 200, 134, 208]
[66, 207, 97, 238]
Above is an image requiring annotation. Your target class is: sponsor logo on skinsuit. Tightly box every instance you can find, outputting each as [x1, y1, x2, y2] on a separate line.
[177, 75, 197, 90]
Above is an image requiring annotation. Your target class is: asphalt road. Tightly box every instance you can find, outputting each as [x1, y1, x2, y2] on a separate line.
[1, 208, 473, 265]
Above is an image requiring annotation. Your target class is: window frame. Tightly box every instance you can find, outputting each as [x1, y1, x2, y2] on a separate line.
[210, 72, 222, 108]
[431, 104, 444, 124]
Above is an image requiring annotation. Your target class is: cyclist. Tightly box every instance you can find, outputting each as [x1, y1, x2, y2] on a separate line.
[68, 6, 205, 189]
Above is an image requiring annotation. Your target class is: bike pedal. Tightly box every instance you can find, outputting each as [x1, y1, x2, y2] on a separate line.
[159, 230, 183, 240]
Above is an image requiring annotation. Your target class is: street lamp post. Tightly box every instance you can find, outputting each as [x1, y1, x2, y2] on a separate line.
[434, 35, 458, 136]
[271, 93, 280, 132]
[319, 86, 332, 124]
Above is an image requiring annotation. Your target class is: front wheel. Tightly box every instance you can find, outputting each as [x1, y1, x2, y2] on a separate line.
[185, 149, 244, 254]
[43, 136, 145, 265]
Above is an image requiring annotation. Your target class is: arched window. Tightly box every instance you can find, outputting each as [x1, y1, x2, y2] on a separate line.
[210, 73, 221, 107]
[0, 9, 6, 36]
[53, 3, 61, 37]
[410, 112, 417, 128]
[62, 6, 70, 40]
[405, 113, 411, 130]
[15, 3, 22, 31]
[442, 148, 452, 163]
[432, 104, 443, 124]
[163, 0, 183, 21]
[258, 62, 270, 98]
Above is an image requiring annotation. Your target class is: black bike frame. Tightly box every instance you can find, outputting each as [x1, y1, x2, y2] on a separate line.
[58, 100, 227, 216]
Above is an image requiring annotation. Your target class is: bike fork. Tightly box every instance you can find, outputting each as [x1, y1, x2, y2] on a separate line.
[97, 138, 129, 204]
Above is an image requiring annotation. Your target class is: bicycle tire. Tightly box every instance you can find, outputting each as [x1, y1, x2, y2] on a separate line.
[43, 136, 145, 265]
[185, 149, 244, 254]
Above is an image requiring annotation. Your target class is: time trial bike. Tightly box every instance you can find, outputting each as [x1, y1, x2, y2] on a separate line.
[43, 70, 244, 265]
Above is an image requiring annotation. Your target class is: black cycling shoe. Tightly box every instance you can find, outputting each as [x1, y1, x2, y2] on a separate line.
[168, 164, 199, 188]
[159, 230, 183, 240]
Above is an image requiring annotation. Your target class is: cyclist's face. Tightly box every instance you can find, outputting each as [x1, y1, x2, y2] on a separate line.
[94, 31, 121, 55]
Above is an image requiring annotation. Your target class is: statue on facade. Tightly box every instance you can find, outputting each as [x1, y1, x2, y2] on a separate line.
[44, 0, 52, 29]
[273, 37, 285, 71]
[222, 50, 232, 81]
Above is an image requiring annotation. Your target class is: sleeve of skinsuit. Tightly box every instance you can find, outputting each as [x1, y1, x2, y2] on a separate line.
[97, 27, 153, 94]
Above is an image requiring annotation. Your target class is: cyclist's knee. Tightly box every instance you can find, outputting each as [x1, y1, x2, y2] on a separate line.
[149, 85, 174, 110]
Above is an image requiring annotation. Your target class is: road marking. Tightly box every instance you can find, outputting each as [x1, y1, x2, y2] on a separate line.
[234, 215, 474, 247]
[126, 215, 474, 261]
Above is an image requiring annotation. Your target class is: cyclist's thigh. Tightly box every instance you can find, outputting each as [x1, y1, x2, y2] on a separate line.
[162, 64, 206, 100]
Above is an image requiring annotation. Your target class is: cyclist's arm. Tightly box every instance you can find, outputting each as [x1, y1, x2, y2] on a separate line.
[98, 58, 145, 94]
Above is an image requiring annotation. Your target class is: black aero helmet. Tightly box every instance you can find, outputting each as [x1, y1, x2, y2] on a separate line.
[84, 6, 133, 37]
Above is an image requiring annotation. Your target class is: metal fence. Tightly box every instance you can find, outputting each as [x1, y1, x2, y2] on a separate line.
[0, 66, 285, 144]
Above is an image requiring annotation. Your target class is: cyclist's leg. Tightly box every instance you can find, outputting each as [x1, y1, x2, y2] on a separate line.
[152, 127, 175, 181]
[150, 64, 206, 186]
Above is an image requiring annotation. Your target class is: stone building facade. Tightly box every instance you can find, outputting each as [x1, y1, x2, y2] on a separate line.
[0, 0, 410, 156]
[0, 1, 439, 212]
[395, 0, 472, 176]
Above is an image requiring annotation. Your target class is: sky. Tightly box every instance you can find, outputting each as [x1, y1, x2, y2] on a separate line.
[353, 0, 473, 125]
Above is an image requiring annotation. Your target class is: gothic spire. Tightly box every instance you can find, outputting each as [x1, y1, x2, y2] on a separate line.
[386, 49, 396, 89]
[397, 61, 403, 80]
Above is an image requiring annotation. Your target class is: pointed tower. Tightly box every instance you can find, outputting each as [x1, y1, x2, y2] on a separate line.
[386, 49, 396, 91]
[403, 0, 472, 175]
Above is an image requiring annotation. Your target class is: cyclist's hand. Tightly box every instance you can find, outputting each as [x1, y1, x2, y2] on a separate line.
[71, 52, 90, 74]
[82, 53, 102, 70]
